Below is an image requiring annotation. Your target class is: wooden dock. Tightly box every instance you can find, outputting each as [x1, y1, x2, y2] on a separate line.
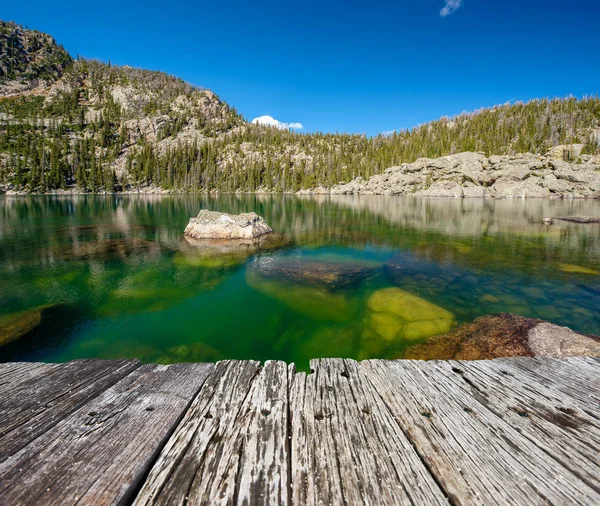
[0, 356, 598, 505]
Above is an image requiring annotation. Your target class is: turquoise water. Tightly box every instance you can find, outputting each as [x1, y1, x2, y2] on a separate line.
[1, 194, 599, 370]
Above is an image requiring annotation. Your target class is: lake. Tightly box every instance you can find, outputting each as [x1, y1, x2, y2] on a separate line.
[1, 194, 599, 370]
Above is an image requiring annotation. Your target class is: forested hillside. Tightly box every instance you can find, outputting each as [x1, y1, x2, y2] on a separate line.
[0, 20, 599, 193]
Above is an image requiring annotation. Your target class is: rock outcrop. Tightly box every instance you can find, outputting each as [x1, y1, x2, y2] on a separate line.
[547, 144, 585, 161]
[0, 21, 72, 96]
[528, 322, 600, 358]
[184, 210, 273, 240]
[403, 313, 600, 360]
[331, 152, 600, 198]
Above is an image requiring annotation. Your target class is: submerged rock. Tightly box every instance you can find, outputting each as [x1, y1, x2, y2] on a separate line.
[251, 255, 380, 291]
[362, 287, 455, 354]
[296, 327, 359, 362]
[178, 233, 289, 269]
[97, 262, 229, 317]
[159, 342, 225, 363]
[184, 210, 272, 240]
[0, 304, 60, 347]
[558, 263, 599, 275]
[403, 313, 600, 360]
[98, 341, 162, 362]
[246, 270, 357, 322]
[384, 253, 463, 288]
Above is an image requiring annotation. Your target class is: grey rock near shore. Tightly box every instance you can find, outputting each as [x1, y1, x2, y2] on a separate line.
[184, 210, 273, 240]
[330, 151, 600, 198]
[528, 322, 600, 358]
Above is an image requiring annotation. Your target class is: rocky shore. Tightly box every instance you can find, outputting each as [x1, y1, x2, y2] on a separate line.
[3, 149, 600, 199]
[330, 150, 600, 198]
[403, 313, 600, 360]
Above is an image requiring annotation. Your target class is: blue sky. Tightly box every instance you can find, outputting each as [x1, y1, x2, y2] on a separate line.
[3, 0, 599, 135]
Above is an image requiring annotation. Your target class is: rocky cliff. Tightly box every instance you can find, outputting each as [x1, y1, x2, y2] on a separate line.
[330, 151, 600, 198]
[0, 21, 72, 96]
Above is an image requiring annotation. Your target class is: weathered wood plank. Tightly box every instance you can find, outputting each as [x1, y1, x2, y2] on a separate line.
[0, 362, 213, 506]
[431, 359, 600, 493]
[0, 358, 140, 461]
[0, 361, 58, 393]
[496, 356, 600, 408]
[0, 357, 597, 506]
[133, 360, 289, 506]
[361, 359, 600, 505]
[454, 357, 600, 420]
[289, 358, 448, 506]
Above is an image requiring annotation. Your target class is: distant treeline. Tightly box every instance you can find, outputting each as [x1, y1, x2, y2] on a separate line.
[1, 56, 599, 192]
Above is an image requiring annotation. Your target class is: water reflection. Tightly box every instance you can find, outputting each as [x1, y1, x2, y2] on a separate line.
[0, 194, 598, 367]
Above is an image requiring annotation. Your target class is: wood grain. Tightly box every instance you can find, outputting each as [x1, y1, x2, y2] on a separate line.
[0, 357, 598, 506]
[133, 360, 289, 506]
[289, 358, 448, 506]
[0, 361, 57, 393]
[0, 358, 140, 461]
[361, 359, 600, 505]
[0, 362, 212, 505]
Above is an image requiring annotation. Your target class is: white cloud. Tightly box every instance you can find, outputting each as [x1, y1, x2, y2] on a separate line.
[440, 0, 463, 17]
[251, 115, 304, 130]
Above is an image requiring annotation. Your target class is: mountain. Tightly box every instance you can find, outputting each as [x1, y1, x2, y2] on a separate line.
[0, 21, 72, 95]
[0, 20, 599, 194]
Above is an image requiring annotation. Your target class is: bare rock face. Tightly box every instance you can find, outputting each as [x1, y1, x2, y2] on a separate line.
[184, 210, 272, 240]
[0, 21, 73, 96]
[547, 144, 585, 161]
[330, 151, 600, 198]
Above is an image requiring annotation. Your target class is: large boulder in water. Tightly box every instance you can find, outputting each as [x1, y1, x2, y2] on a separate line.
[184, 210, 272, 240]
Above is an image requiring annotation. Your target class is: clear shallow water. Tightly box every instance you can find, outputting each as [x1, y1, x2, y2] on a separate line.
[1, 194, 599, 370]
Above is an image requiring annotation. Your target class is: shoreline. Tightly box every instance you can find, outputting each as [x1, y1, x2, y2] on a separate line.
[1, 189, 599, 199]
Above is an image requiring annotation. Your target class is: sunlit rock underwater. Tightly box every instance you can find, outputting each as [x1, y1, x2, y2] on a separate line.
[359, 287, 455, 359]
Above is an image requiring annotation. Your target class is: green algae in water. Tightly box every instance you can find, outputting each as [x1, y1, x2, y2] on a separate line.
[0, 194, 599, 370]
